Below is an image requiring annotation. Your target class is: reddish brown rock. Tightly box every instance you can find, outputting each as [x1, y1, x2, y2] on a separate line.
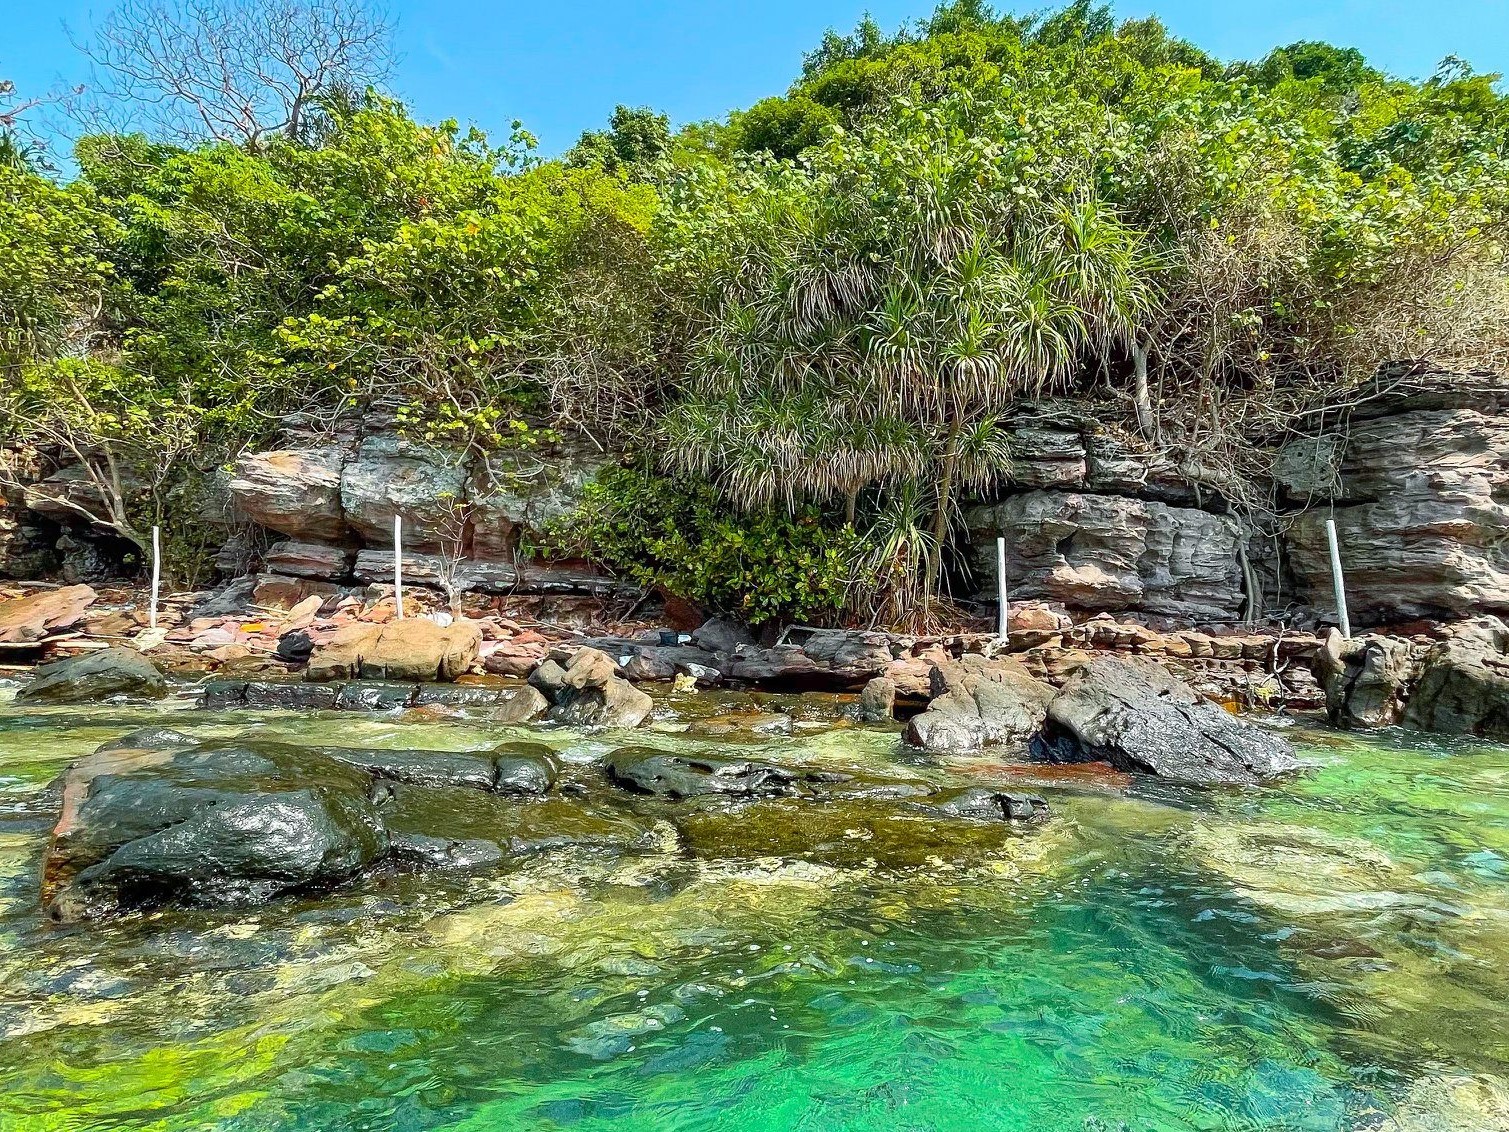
[0, 584, 97, 644]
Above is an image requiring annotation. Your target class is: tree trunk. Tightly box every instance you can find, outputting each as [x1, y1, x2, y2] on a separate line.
[923, 419, 962, 617]
[1131, 340, 1156, 440]
[844, 485, 859, 527]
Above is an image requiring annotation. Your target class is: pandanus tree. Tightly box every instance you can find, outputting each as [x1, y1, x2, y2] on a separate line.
[660, 94, 1156, 621]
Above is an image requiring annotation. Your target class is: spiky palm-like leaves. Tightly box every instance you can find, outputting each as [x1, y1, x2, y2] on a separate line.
[661, 94, 1157, 625]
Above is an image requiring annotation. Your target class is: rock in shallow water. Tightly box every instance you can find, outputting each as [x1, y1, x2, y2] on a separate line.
[18, 647, 167, 705]
[1032, 655, 1298, 786]
[904, 656, 1055, 753]
[45, 741, 388, 922]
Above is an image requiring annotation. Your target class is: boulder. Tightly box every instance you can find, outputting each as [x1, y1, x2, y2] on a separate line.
[18, 647, 166, 705]
[0, 584, 97, 644]
[1312, 630, 1417, 729]
[965, 492, 1245, 621]
[43, 741, 388, 921]
[467, 439, 608, 560]
[539, 648, 653, 729]
[857, 676, 896, 723]
[324, 744, 557, 795]
[690, 617, 755, 656]
[227, 448, 348, 542]
[1032, 656, 1299, 786]
[903, 656, 1055, 753]
[305, 619, 481, 682]
[1401, 618, 1509, 741]
[493, 685, 550, 724]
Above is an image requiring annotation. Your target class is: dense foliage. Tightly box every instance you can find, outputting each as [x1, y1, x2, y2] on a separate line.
[2, 0, 1506, 619]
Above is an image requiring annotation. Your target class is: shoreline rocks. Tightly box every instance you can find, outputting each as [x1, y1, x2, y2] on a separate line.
[1032, 655, 1299, 786]
[17, 647, 166, 705]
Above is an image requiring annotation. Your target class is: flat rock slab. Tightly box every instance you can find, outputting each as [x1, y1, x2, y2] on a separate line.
[0, 584, 98, 644]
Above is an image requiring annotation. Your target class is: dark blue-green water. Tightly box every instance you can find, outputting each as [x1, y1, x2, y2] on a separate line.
[1, 690, 1506, 1131]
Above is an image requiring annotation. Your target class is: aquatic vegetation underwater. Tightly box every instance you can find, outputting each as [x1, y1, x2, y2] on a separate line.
[0, 692, 1506, 1131]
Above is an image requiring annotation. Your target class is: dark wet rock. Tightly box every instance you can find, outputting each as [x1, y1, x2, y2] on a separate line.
[199, 679, 250, 708]
[690, 617, 755, 655]
[1401, 617, 1509, 740]
[858, 677, 896, 724]
[492, 685, 550, 724]
[274, 629, 315, 666]
[325, 748, 500, 791]
[411, 683, 507, 708]
[923, 786, 1049, 823]
[244, 682, 342, 711]
[44, 743, 387, 921]
[493, 743, 559, 795]
[1031, 656, 1298, 786]
[904, 656, 1055, 753]
[94, 728, 198, 754]
[388, 832, 506, 872]
[327, 743, 557, 795]
[18, 647, 166, 705]
[334, 681, 417, 712]
[527, 658, 568, 699]
[605, 748, 807, 799]
[1313, 630, 1417, 729]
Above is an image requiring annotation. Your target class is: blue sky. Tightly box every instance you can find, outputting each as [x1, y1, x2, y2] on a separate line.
[6, 1, 1507, 158]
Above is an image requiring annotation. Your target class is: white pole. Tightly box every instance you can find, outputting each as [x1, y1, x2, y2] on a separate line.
[149, 525, 161, 630]
[393, 513, 404, 620]
[996, 535, 1009, 639]
[1324, 518, 1350, 639]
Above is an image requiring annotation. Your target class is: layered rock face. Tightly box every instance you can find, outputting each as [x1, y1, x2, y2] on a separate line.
[1277, 392, 1509, 623]
[967, 492, 1245, 621]
[220, 426, 613, 597]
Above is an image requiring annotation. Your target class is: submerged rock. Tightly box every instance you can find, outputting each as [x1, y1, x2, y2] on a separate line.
[18, 647, 167, 705]
[857, 676, 896, 724]
[904, 655, 1055, 753]
[1032, 655, 1298, 786]
[924, 786, 1049, 823]
[605, 748, 811, 799]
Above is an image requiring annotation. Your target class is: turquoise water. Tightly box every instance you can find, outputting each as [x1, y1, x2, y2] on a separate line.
[1, 688, 1506, 1131]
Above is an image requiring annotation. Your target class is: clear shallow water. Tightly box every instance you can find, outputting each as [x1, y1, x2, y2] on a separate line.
[0, 685, 1507, 1131]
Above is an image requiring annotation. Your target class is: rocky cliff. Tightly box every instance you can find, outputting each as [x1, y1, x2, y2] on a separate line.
[4, 371, 1507, 630]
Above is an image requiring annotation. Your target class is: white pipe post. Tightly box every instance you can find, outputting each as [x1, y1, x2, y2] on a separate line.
[393, 513, 405, 620]
[1324, 518, 1351, 639]
[996, 536, 1009, 640]
[149, 525, 161, 630]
